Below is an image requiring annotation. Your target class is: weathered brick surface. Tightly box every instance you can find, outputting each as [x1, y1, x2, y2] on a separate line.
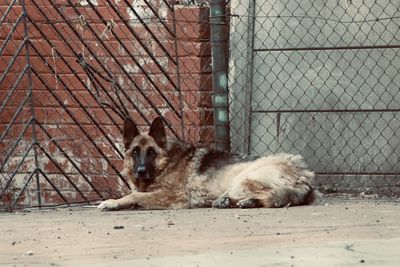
[0, 2, 214, 207]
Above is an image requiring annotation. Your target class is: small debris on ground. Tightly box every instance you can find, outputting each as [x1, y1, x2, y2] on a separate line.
[113, 226, 124, 230]
[25, 251, 34, 256]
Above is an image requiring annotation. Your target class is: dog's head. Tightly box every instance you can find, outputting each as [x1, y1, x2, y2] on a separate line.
[122, 117, 168, 192]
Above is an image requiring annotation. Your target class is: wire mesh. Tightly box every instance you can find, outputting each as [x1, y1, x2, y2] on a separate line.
[228, 0, 400, 195]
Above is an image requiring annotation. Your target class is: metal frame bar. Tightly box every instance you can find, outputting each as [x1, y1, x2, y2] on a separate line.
[243, 0, 256, 155]
[210, 0, 231, 151]
[253, 109, 400, 113]
[255, 44, 400, 52]
[20, 0, 42, 207]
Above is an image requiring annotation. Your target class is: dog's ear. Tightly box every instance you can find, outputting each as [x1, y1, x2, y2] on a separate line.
[123, 117, 139, 150]
[149, 117, 166, 148]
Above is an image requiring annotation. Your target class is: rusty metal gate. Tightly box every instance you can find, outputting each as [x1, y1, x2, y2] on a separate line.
[0, 0, 215, 210]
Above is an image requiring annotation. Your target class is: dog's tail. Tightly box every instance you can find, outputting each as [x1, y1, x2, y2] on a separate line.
[278, 153, 318, 205]
[279, 153, 315, 180]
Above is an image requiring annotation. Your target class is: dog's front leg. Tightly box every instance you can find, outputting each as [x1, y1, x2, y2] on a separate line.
[98, 190, 186, 211]
[97, 193, 140, 211]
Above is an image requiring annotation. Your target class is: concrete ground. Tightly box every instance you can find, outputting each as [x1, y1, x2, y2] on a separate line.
[1, 196, 400, 267]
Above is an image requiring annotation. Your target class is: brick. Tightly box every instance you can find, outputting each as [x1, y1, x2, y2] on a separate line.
[0, 23, 26, 40]
[90, 175, 121, 192]
[171, 6, 210, 40]
[43, 154, 76, 174]
[133, 73, 178, 92]
[158, 40, 211, 57]
[40, 174, 91, 192]
[175, 22, 210, 41]
[1, 154, 36, 173]
[175, 56, 211, 74]
[199, 126, 214, 144]
[29, 39, 76, 58]
[182, 108, 201, 126]
[31, 73, 90, 89]
[106, 158, 123, 174]
[0, 90, 29, 108]
[179, 73, 212, 91]
[79, 158, 105, 175]
[0, 193, 13, 207]
[24, 0, 112, 7]
[0, 39, 30, 57]
[0, 6, 24, 21]
[33, 89, 101, 108]
[31, 106, 124, 125]
[182, 90, 213, 108]
[0, 107, 32, 124]
[40, 190, 80, 205]
[145, 91, 181, 108]
[199, 108, 214, 126]
[0, 56, 30, 73]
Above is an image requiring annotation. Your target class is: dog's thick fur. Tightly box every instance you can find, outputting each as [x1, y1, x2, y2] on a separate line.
[98, 117, 316, 210]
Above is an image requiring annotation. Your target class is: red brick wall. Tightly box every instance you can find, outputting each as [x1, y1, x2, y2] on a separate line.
[0, 1, 214, 208]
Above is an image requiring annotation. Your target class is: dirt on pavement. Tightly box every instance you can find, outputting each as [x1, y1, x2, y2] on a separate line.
[1, 196, 400, 266]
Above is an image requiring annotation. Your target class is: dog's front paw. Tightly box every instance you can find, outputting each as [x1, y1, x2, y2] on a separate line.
[236, 198, 257, 209]
[98, 199, 119, 211]
[212, 197, 231, 209]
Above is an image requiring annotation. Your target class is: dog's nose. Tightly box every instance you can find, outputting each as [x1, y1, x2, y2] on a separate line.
[136, 165, 147, 178]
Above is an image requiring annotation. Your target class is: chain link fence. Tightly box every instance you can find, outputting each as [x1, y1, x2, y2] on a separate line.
[228, 0, 400, 195]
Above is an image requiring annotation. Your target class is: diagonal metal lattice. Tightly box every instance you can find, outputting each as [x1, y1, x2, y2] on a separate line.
[1, 0, 206, 210]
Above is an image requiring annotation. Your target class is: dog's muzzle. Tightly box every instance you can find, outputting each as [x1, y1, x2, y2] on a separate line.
[135, 165, 150, 180]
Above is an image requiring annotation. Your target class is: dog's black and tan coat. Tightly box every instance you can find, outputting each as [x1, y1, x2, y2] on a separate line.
[98, 117, 316, 210]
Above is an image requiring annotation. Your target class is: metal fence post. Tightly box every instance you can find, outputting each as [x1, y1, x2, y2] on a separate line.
[210, 0, 230, 151]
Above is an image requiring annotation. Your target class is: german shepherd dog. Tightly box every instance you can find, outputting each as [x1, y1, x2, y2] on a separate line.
[98, 117, 316, 210]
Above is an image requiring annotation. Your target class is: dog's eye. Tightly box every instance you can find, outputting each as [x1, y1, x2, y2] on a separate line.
[132, 147, 140, 155]
[147, 148, 156, 157]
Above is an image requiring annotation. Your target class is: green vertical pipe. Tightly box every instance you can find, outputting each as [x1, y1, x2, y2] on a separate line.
[210, 0, 230, 151]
